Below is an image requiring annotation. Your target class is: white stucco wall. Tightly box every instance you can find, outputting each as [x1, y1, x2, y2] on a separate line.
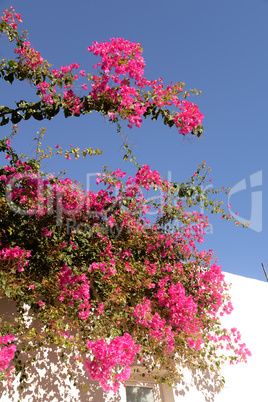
[172, 272, 268, 402]
[0, 272, 267, 402]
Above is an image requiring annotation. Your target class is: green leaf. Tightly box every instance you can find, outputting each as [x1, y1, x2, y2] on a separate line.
[5, 289, 11, 297]
[8, 60, 15, 67]
[4, 73, 14, 84]
[11, 111, 22, 124]
[0, 116, 9, 126]
[23, 111, 32, 120]
[33, 112, 44, 121]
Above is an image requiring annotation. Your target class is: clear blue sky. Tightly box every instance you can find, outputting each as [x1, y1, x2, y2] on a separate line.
[1, 0, 268, 281]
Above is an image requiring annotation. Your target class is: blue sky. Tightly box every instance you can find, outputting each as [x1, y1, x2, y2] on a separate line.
[1, 0, 268, 281]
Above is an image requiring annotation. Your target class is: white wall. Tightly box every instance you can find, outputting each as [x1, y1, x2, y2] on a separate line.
[172, 273, 268, 402]
[1, 273, 267, 402]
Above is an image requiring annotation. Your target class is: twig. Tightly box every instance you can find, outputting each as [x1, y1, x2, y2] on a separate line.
[261, 263, 268, 282]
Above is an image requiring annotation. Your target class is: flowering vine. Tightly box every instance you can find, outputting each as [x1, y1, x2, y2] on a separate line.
[0, 6, 203, 140]
[0, 5, 251, 396]
[0, 141, 251, 392]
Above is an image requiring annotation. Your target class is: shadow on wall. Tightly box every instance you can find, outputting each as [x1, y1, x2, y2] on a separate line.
[0, 298, 121, 402]
[0, 345, 121, 402]
[0, 351, 105, 402]
[0, 298, 219, 402]
[174, 367, 221, 402]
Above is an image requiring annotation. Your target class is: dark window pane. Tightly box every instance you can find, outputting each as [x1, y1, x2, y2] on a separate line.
[126, 386, 155, 402]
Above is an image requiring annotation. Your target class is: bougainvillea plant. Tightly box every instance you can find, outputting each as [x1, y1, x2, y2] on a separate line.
[0, 6, 204, 138]
[0, 6, 250, 395]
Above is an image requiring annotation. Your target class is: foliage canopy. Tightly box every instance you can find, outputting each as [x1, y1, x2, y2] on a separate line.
[0, 6, 250, 395]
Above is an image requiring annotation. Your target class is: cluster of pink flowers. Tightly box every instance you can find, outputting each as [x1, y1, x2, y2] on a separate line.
[173, 100, 204, 135]
[41, 227, 52, 237]
[36, 82, 55, 105]
[156, 282, 199, 332]
[15, 41, 44, 70]
[0, 6, 22, 30]
[2, 160, 51, 218]
[88, 38, 145, 80]
[0, 243, 31, 272]
[87, 38, 204, 132]
[89, 261, 117, 279]
[84, 333, 141, 392]
[87, 38, 148, 127]
[130, 164, 166, 190]
[0, 335, 16, 374]
[57, 263, 91, 321]
[133, 298, 175, 352]
[62, 89, 84, 115]
[207, 327, 252, 364]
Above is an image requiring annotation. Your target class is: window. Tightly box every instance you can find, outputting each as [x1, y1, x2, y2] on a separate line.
[125, 380, 165, 402]
[126, 385, 155, 402]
